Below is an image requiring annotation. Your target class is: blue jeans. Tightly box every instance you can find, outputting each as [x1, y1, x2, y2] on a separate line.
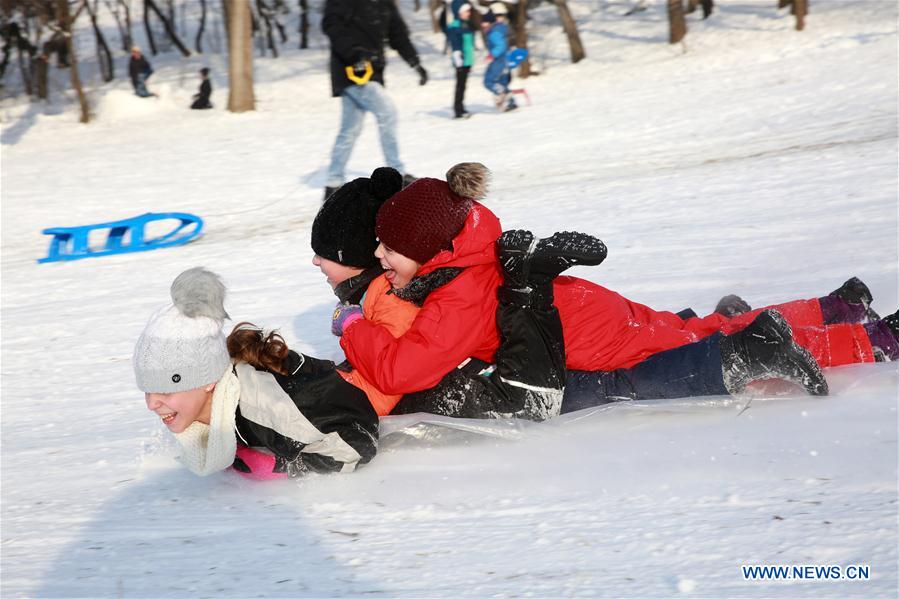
[134, 72, 152, 97]
[483, 55, 510, 96]
[326, 83, 403, 187]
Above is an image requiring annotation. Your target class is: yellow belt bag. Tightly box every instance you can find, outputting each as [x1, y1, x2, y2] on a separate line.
[345, 61, 373, 85]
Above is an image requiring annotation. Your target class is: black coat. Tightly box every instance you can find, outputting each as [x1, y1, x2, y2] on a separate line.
[128, 55, 151, 85]
[234, 351, 379, 476]
[322, 0, 420, 97]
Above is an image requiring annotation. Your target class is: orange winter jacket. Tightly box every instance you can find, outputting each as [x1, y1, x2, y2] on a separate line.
[337, 274, 420, 415]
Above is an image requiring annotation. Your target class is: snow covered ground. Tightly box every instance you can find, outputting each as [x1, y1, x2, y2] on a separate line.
[2, 1, 897, 596]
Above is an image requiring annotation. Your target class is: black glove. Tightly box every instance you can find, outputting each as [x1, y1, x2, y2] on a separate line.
[415, 64, 428, 86]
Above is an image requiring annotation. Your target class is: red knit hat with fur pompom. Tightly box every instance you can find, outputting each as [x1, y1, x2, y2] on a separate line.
[375, 163, 490, 264]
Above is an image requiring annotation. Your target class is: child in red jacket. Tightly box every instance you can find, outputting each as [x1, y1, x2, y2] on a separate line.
[334, 163, 895, 408]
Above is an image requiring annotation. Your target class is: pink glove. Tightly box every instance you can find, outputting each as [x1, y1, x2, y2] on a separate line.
[332, 301, 364, 336]
[232, 445, 287, 481]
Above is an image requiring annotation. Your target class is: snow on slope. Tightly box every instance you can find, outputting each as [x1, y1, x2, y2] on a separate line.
[1, 1, 897, 597]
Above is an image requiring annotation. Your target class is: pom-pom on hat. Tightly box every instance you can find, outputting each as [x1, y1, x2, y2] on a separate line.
[375, 162, 490, 265]
[133, 267, 231, 394]
[312, 167, 403, 268]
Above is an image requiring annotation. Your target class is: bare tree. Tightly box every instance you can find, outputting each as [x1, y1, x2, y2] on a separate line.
[779, 0, 808, 31]
[667, 0, 687, 44]
[143, 0, 191, 56]
[428, 0, 441, 33]
[196, 0, 207, 52]
[512, 1, 532, 77]
[225, 0, 254, 112]
[85, 0, 114, 81]
[103, 0, 134, 51]
[298, 0, 308, 48]
[57, 0, 89, 122]
[554, 0, 584, 63]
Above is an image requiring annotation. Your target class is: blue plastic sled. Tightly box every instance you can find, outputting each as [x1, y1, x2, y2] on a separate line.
[38, 212, 204, 263]
[506, 47, 529, 69]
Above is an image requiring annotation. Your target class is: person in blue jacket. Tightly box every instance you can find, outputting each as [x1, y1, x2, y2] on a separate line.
[444, 1, 475, 119]
[482, 2, 516, 112]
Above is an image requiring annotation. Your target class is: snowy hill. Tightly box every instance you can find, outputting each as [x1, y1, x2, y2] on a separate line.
[1, 1, 897, 596]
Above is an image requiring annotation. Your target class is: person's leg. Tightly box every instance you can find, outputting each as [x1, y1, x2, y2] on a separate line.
[563, 334, 728, 413]
[358, 82, 404, 174]
[134, 73, 151, 97]
[791, 323, 876, 367]
[562, 309, 829, 413]
[453, 66, 470, 117]
[326, 88, 367, 188]
[484, 58, 505, 94]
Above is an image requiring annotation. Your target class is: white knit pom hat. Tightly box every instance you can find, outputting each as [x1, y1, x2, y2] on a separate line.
[133, 267, 231, 393]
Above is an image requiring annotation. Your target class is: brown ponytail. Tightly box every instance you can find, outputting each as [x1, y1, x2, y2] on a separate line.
[226, 322, 289, 376]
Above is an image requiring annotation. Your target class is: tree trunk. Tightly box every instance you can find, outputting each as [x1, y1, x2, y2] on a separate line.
[513, 1, 532, 77]
[555, 0, 584, 63]
[298, 0, 308, 48]
[143, 0, 157, 54]
[429, 0, 441, 33]
[256, 0, 278, 57]
[793, 0, 807, 31]
[667, 0, 687, 44]
[145, 0, 191, 55]
[85, 0, 114, 82]
[196, 0, 207, 52]
[226, 0, 255, 112]
[58, 0, 90, 123]
[35, 53, 49, 99]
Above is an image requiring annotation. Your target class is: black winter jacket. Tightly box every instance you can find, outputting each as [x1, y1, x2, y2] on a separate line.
[128, 55, 151, 86]
[322, 0, 420, 97]
[234, 351, 379, 476]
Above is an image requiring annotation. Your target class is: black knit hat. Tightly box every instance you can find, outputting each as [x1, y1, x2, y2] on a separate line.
[311, 167, 403, 268]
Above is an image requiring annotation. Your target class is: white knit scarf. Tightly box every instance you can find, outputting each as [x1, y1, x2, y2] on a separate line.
[172, 366, 240, 476]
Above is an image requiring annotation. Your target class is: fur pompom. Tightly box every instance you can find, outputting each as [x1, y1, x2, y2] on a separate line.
[369, 167, 404, 202]
[446, 162, 490, 200]
[171, 267, 229, 321]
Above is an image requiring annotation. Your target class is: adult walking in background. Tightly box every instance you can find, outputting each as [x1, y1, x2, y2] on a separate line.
[322, 0, 429, 201]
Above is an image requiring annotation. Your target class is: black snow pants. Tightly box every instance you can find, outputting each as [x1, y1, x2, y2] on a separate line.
[392, 301, 566, 421]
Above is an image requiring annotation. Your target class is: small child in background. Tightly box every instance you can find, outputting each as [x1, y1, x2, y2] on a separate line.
[482, 2, 516, 112]
[191, 67, 212, 110]
[443, 1, 475, 119]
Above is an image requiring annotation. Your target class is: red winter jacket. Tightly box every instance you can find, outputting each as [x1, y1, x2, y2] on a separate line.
[341, 202, 504, 394]
[342, 203, 873, 395]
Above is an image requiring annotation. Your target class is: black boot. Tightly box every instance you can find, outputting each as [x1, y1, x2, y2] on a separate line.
[715, 294, 752, 317]
[498, 230, 608, 289]
[497, 229, 538, 290]
[829, 276, 879, 320]
[720, 309, 829, 396]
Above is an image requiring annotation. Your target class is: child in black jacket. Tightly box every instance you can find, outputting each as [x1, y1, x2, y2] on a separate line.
[191, 68, 212, 109]
[134, 267, 379, 479]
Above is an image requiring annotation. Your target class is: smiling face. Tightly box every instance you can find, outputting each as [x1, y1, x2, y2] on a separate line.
[375, 243, 421, 290]
[145, 386, 214, 433]
[312, 255, 365, 290]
